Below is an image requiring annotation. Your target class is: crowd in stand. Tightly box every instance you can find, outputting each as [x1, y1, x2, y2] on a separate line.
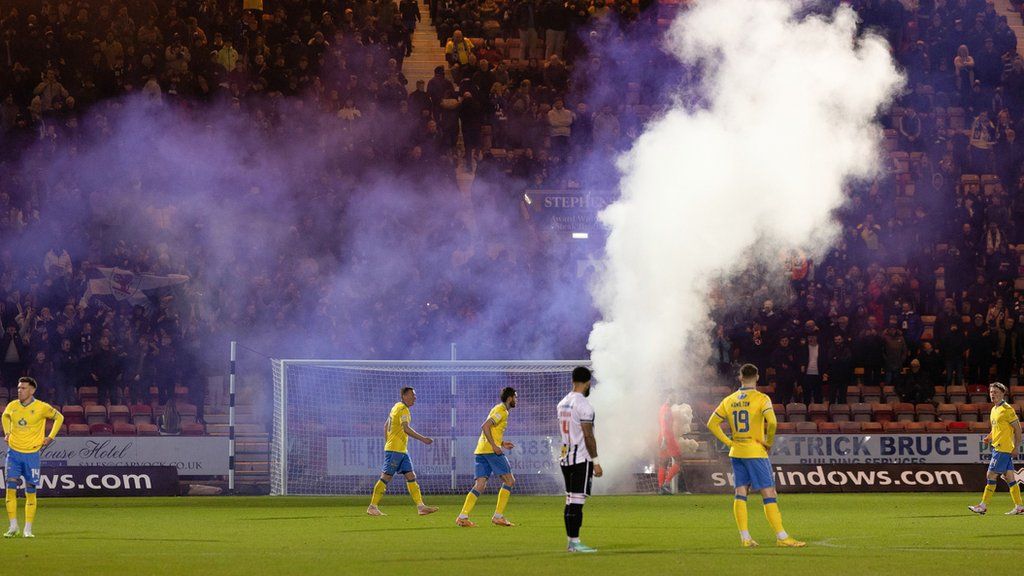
[0, 0, 1023, 416]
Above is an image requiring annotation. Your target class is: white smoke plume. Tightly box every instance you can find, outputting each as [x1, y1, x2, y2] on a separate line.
[587, 0, 903, 490]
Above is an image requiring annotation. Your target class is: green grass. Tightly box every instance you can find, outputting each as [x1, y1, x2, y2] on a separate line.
[2, 493, 1019, 574]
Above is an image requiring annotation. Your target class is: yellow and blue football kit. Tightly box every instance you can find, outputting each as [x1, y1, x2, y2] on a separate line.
[3, 398, 63, 535]
[370, 401, 427, 510]
[460, 402, 515, 524]
[975, 401, 1022, 511]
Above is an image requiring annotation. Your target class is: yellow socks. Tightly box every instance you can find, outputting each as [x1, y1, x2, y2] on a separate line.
[1011, 482, 1022, 507]
[495, 484, 512, 517]
[459, 489, 479, 518]
[733, 495, 749, 539]
[982, 480, 997, 505]
[764, 498, 788, 539]
[24, 492, 36, 525]
[4, 489, 15, 523]
[370, 480, 387, 506]
[407, 481, 424, 507]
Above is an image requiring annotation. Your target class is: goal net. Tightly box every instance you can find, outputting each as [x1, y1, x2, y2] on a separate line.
[270, 359, 590, 496]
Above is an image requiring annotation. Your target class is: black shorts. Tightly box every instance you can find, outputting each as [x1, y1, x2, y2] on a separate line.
[561, 461, 594, 495]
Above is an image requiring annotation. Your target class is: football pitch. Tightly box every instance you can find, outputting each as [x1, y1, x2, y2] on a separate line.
[4, 493, 1017, 574]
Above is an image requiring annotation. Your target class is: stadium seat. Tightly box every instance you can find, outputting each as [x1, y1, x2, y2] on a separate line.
[861, 422, 883, 433]
[772, 403, 786, 421]
[947, 421, 969, 432]
[149, 386, 161, 403]
[969, 422, 988, 433]
[915, 403, 936, 422]
[926, 422, 948, 433]
[937, 404, 958, 421]
[807, 403, 829, 423]
[947, 385, 967, 403]
[818, 422, 839, 434]
[829, 403, 851, 422]
[108, 405, 130, 424]
[882, 386, 896, 402]
[1014, 403, 1024, 419]
[137, 423, 159, 436]
[882, 421, 906, 433]
[839, 421, 862, 433]
[85, 404, 107, 425]
[934, 385, 947, 402]
[131, 404, 153, 425]
[851, 403, 872, 422]
[846, 384, 862, 401]
[861, 386, 882, 404]
[777, 422, 797, 434]
[68, 423, 90, 436]
[871, 403, 895, 423]
[178, 403, 198, 425]
[181, 423, 206, 436]
[979, 404, 993, 422]
[112, 422, 137, 436]
[968, 385, 989, 404]
[785, 403, 807, 423]
[62, 405, 85, 425]
[957, 404, 980, 423]
[174, 386, 190, 401]
[795, 421, 817, 434]
[89, 423, 113, 435]
[894, 403, 915, 422]
[904, 422, 927, 433]
[852, 369, 865, 386]
[78, 386, 99, 406]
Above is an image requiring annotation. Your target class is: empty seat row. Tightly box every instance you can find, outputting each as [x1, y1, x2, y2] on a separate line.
[777, 402, 1009, 423]
[61, 404, 199, 426]
[776, 420, 989, 434]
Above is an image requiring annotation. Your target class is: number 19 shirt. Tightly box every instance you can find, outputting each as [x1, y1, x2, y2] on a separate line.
[712, 389, 773, 459]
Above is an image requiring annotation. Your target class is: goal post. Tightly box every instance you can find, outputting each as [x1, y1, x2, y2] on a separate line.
[270, 358, 591, 496]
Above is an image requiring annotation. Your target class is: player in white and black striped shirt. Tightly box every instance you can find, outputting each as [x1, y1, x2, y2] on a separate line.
[556, 366, 602, 553]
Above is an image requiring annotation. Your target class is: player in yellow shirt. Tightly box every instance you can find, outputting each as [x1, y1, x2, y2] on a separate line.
[3, 377, 64, 538]
[456, 387, 518, 527]
[969, 382, 1023, 515]
[367, 386, 439, 516]
[707, 364, 805, 548]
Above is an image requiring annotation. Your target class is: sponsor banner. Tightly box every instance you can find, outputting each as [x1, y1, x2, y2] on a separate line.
[1, 437, 228, 477]
[681, 463, 992, 493]
[523, 190, 613, 233]
[768, 434, 1022, 465]
[0, 466, 178, 497]
[326, 435, 563, 476]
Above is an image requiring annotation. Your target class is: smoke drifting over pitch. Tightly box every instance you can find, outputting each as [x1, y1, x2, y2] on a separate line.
[588, 0, 902, 490]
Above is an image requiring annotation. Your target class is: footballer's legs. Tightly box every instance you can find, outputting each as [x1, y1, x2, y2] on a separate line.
[457, 477, 487, 526]
[564, 492, 592, 551]
[367, 473, 392, 516]
[493, 473, 515, 526]
[733, 486, 755, 547]
[4, 476, 18, 537]
[970, 472, 999, 514]
[22, 483, 36, 538]
[406, 472, 437, 515]
[1003, 471, 1024, 514]
[760, 488, 804, 547]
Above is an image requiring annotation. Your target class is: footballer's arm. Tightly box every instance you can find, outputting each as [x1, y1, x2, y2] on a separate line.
[1014, 419, 1022, 449]
[481, 418, 511, 454]
[706, 411, 734, 449]
[762, 405, 778, 451]
[581, 422, 602, 477]
[402, 422, 433, 445]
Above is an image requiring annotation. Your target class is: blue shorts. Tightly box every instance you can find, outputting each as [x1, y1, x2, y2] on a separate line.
[474, 453, 512, 478]
[988, 451, 1014, 474]
[5, 449, 41, 486]
[731, 457, 774, 490]
[382, 451, 414, 476]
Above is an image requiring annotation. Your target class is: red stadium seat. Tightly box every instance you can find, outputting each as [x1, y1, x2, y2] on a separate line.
[968, 385, 989, 404]
[871, 403, 895, 423]
[947, 421, 969, 432]
[957, 404, 980, 423]
[933, 386, 947, 402]
[68, 423, 90, 436]
[915, 403, 936, 422]
[829, 404, 852, 422]
[85, 404, 107, 425]
[130, 404, 153, 425]
[795, 422, 817, 434]
[772, 403, 786, 421]
[785, 403, 807, 423]
[861, 386, 882, 404]
[845, 384, 863, 402]
[776, 422, 797, 434]
[78, 386, 99, 407]
[894, 402, 915, 422]
[968, 422, 988, 433]
[936, 404, 958, 422]
[839, 421, 862, 433]
[882, 386, 897, 402]
[818, 422, 840, 434]
[926, 422, 948, 433]
[807, 403, 829, 423]
[136, 423, 159, 436]
[882, 421, 906, 433]
[947, 385, 967, 403]
[851, 403, 872, 422]
[861, 422, 883, 433]
[62, 405, 85, 425]
[112, 422, 137, 436]
[108, 405, 130, 424]
[89, 423, 113, 435]
[181, 423, 205, 436]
